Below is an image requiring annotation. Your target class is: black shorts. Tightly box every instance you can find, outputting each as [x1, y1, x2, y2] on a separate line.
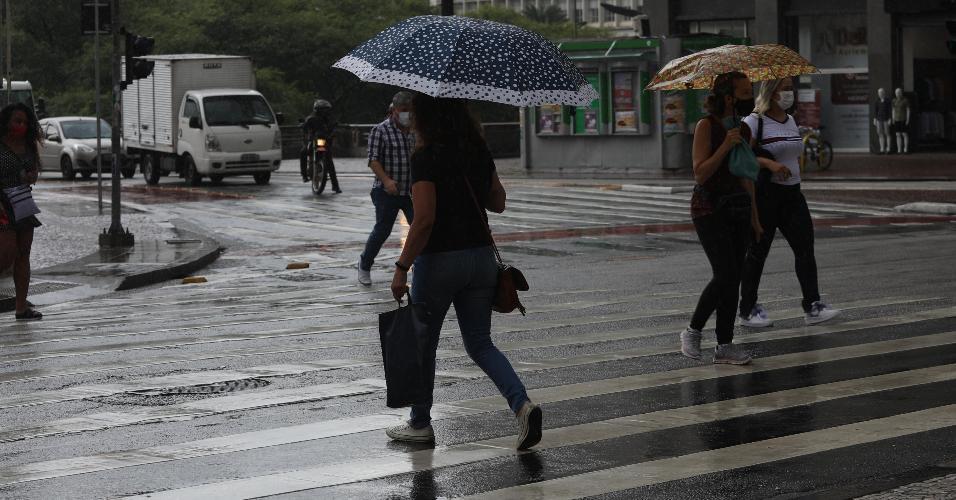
[891, 121, 908, 134]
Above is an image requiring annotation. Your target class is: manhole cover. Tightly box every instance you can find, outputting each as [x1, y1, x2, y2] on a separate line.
[131, 378, 270, 396]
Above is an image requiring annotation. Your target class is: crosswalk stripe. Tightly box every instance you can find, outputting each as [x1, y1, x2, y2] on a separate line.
[0, 294, 924, 366]
[463, 404, 956, 500]
[4, 327, 954, 445]
[108, 366, 956, 500]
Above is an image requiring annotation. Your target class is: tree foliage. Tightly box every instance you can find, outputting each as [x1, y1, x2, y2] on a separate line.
[9, 1, 604, 125]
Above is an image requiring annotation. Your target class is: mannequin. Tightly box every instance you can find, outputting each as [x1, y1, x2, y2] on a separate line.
[873, 87, 892, 154]
[892, 88, 911, 154]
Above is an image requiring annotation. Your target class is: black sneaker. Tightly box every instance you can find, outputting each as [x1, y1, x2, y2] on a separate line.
[15, 308, 42, 321]
[516, 401, 542, 450]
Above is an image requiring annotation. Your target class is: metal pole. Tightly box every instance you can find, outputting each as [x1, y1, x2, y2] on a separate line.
[441, 0, 454, 16]
[95, 1, 103, 213]
[5, 0, 11, 105]
[101, 0, 132, 247]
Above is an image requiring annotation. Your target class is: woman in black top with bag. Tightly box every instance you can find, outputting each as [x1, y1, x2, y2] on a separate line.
[679, 72, 771, 365]
[387, 94, 542, 450]
[0, 103, 43, 320]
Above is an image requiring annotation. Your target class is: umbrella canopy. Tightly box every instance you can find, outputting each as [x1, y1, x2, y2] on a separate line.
[333, 15, 598, 107]
[645, 44, 818, 91]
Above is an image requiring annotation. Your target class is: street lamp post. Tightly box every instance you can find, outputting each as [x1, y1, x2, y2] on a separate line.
[99, 0, 133, 247]
[441, 0, 453, 16]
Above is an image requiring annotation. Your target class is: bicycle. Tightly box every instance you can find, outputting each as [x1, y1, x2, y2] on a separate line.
[798, 126, 833, 172]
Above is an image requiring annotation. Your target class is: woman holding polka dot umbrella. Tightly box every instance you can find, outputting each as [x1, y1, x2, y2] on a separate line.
[335, 16, 594, 449]
[333, 15, 598, 107]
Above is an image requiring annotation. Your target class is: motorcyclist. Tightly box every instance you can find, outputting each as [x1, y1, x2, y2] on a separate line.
[300, 98, 341, 193]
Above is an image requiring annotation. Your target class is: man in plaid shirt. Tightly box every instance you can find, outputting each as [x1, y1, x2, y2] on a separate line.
[358, 91, 415, 285]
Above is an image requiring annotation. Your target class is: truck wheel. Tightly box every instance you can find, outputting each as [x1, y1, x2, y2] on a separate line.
[183, 156, 202, 187]
[253, 172, 271, 185]
[61, 156, 76, 180]
[209, 175, 224, 185]
[143, 154, 161, 185]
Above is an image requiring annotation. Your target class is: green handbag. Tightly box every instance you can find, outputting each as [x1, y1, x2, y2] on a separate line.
[728, 143, 759, 181]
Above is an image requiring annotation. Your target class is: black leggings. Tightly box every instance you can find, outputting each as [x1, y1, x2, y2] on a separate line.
[739, 183, 819, 315]
[690, 201, 752, 344]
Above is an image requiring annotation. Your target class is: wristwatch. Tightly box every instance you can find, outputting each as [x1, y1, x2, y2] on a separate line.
[395, 261, 410, 272]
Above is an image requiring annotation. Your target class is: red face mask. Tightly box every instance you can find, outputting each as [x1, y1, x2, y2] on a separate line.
[8, 124, 27, 139]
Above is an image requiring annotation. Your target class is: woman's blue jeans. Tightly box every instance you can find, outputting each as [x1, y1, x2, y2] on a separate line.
[409, 245, 529, 428]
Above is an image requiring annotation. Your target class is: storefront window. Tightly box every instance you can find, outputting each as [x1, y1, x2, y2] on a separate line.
[574, 73, 602, 134]
[611, 72, 638, 133]
[536, 104, 564, 135]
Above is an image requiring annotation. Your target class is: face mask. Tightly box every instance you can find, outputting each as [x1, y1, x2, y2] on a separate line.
[397, 112, 411, 127]
[776, 91, 795, 110]
[733, 97, 755, 117]
[8, 124, 27, 139]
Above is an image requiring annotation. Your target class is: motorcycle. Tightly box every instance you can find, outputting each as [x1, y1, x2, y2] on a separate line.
[306, 125, 336, 195]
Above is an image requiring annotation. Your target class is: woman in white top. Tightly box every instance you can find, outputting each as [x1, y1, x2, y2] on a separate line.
[737, 77, 840, 328]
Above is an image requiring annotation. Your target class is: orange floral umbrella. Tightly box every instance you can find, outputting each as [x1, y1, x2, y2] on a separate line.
[645, 44, 818, 91]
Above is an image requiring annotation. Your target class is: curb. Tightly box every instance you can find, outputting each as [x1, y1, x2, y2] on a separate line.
[2, 222, 222, 313]
[893, 202, 956, 216]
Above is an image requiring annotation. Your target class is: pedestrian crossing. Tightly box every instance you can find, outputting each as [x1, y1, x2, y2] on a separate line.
[2, 273, 956, 498]
[3, 182, 956, 498]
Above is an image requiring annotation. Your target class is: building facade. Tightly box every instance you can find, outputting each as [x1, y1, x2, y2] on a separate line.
[644, 0, 956, 154]
[429, 0, 645, 36]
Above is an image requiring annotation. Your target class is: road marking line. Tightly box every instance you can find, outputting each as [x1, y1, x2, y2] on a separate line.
[109, 367, 956, 499]
[464, 404, 956, 500]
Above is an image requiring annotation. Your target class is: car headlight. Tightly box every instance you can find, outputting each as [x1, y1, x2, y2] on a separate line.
[205, 134, 221, 152]
[272, 130, 281, 149]
[74, 144, 95, 153]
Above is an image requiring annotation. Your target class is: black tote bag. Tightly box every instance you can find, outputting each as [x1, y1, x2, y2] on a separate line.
[378, 296, 429, 408]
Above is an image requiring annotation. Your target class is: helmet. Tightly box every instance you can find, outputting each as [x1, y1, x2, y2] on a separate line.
[313, 99, 332, 111]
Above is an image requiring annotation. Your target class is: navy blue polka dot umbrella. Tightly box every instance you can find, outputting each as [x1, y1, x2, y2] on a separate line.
[333, 15, 598, 107]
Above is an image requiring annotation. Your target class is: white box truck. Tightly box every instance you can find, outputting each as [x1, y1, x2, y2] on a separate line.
[122, 54, 283, 186]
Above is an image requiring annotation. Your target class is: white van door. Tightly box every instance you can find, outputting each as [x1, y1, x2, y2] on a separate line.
[178, 96, 204, 160]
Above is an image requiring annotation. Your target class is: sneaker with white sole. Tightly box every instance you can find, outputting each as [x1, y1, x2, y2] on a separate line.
[805, 301, 840, 325]
[385, 421, 434, 443]
[357, 261, 372, 286]
[713, 343, 752, 365]
[680, 327, 703, 360]
[738, 303, 773, 328]
[515, 401, 542, 450]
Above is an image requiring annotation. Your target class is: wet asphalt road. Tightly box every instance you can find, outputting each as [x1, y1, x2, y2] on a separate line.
[2, 160, 956, 499]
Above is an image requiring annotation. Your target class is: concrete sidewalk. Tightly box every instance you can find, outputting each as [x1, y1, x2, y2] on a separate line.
[0, 220, 221, 314]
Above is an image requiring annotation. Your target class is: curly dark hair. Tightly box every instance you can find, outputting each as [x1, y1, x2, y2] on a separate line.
[0, 102, 42, 155]
[411, 94, 486, 157]
[704, 71, 748, 117]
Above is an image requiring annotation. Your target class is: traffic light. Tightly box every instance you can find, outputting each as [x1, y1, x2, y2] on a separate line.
[123, 31, 155, 88]
[948, 21, 956, 55]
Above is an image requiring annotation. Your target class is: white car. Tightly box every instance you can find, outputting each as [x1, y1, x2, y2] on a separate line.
[38, 117, 134, 180]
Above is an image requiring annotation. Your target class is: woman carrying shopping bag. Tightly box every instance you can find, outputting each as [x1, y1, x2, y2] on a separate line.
[737, 77, 840, 328]
[387, 95, 542, 450]
[0, 103, 43, 321]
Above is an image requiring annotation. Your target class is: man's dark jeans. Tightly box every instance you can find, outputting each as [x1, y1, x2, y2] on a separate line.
[690, 197, 752, 345]
[739, 182, 820, 315]
[360, 187, 413, 272]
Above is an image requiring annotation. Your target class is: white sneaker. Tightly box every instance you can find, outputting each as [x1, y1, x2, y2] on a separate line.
[385, 421, 434, 443]
[805, 301, 840, 325]
[357, 261, 372, 286]
[738, 304, 773, 328]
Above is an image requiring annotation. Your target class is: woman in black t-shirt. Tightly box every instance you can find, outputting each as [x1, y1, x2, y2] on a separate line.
[387, 95, 542, 450]
[0, 103, 43, 321]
